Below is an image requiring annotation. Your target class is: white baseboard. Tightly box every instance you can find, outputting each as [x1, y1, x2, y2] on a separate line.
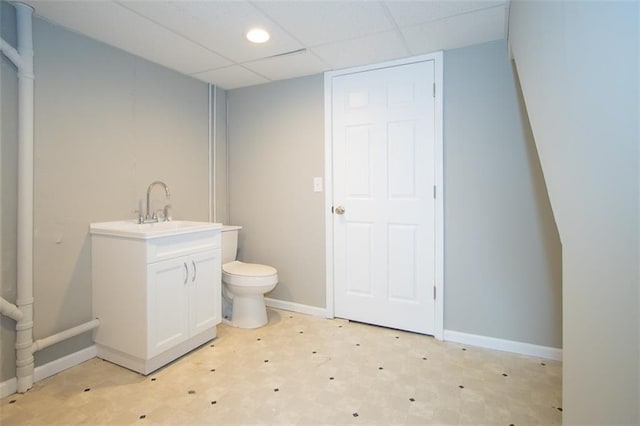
[1, 345, 97, 398]
[265, 297, 327, 318]
[0, 378, 17, 399]
[444, 329, 562, 361]
[34, 345, 97, 382]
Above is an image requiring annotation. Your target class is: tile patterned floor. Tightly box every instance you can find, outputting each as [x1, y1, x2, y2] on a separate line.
[1, 309, 562, 425]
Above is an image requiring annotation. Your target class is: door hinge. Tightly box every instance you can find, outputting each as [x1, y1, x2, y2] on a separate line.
[433, 286, 436, 300]
[433, 185, 436, 199]
[432, 82, 436, 98]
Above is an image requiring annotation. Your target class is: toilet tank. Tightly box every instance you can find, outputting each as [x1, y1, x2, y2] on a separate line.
[221, 225, 242, 264]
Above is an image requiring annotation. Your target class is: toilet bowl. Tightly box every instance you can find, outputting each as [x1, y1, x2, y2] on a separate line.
[223, 261, 277, 328]
[221, 226, 278, 329]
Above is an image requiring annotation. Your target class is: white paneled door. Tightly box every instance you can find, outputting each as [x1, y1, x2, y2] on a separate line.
[331, 59, 437, 335]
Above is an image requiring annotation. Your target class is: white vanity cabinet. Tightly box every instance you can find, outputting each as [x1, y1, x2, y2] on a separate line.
[90, 221, 222, 375]
[147, 249, 221, 357]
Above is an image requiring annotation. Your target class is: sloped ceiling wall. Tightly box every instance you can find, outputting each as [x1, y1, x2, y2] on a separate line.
[508, 1, 639, 424]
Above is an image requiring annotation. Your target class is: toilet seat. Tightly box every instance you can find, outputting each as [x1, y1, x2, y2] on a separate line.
[222, 261, 278, 286]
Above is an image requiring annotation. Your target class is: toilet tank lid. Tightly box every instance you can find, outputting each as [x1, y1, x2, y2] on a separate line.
[222, 225, 242, 232]
[223, 261, 277, 277]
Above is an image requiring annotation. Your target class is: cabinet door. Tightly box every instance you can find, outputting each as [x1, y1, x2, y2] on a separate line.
[189, 249, 221, 335]
[148, 258, 189, 357]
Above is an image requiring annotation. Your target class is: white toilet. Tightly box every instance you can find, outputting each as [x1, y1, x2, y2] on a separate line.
[221, 225, 278, 328]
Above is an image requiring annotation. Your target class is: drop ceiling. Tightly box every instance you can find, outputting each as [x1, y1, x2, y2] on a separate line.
[21, 1, 509, 90]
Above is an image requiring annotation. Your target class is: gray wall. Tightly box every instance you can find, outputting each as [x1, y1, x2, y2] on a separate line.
[509, 1, 639, 423]
[1, 10, 211, 381]
[226, 41, 562, 348]
[1, 0, 565, 386]
[227, 74, 326, 307]
[444, 40, 562, 348]
[1, 0, 19, 383]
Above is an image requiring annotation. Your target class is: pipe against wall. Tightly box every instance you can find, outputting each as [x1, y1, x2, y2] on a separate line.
[0, 1, 37, 394]
[13, 1, 35, 394]
[0, 298, 24, 322]
[0, 38, 24, 69]
[2, 5, 102, 393]
[32, 319, 100, 353]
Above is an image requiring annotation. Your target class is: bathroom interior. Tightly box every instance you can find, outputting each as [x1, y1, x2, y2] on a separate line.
[1, 1, 638, 425]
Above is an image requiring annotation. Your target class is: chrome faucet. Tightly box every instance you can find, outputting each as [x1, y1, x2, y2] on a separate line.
[145, 181, 171, 222]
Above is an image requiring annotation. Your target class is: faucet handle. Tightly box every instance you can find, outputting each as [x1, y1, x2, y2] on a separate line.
[163, 204, 172, 222]
[134, 208, 144, 224]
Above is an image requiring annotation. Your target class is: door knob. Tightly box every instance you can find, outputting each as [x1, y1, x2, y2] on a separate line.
[335, 205, 345, 215]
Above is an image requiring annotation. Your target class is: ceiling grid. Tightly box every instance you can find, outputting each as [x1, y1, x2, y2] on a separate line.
[23, 0, 508, 89]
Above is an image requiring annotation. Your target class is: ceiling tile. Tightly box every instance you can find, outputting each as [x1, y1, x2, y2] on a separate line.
[24, 0, 511, 90]
[243, 50, 327, 81]
[401, 5, 507, 55]
[385, 0, 507, 27]
[256, 1, 395, 47]
[191, 65, 269, 90]
[120, 1, 303, 63]
[28, 1, 231, 74]
[312, 30, 410, 71]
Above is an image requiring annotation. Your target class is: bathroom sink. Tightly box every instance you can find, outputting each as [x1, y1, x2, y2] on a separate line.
[90, 220, 222, 239]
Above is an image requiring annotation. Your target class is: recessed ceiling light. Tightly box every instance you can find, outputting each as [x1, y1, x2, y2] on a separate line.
[246, 28, 270, 44]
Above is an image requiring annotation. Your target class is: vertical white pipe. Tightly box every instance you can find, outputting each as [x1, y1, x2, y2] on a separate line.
[208, 84, 212, 223]
[13, 2, 35, 394]
[3, 4, 104, 394]
[212, 85, 217, 223]
[225, 94, 230, 223]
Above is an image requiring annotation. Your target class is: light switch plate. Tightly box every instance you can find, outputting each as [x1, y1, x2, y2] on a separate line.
[313, 177, 323, 192]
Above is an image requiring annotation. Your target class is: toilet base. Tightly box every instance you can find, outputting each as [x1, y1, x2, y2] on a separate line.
[230, 294, 269, 329]
[222, 296, 232, 322]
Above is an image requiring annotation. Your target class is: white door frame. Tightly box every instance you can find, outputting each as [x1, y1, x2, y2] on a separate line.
[324, 52, 444, 340]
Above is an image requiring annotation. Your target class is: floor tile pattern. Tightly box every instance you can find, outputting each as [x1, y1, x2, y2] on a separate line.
[1, 309, 562, 425]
